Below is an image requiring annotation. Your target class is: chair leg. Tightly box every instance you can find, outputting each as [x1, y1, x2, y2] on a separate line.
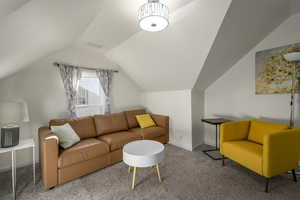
[265, 178, 269, 193]
[292, 169, 297, 182]
[222, 155, 225, 166]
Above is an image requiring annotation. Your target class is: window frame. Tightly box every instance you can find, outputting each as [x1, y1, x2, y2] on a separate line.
[75, 70, 105, 117]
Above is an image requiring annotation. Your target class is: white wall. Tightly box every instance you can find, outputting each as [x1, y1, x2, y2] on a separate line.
[204, 13, 300, 145]
[191, 89, 205, 149]
[142, 90, 192, 151]
[0, 46, 142, 171]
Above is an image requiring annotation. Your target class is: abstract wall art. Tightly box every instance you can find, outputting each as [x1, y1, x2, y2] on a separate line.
[255, 43, 300, 94]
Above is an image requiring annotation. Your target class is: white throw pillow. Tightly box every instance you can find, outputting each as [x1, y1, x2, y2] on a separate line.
[51, 123, 80, 149]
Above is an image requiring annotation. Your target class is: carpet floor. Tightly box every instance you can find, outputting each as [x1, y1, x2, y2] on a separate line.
[0, 144, 300, 200]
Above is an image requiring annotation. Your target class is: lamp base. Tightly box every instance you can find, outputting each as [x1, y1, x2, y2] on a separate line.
[0, 127, 20, 148]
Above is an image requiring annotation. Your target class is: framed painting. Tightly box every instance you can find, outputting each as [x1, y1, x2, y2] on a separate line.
[255, 43, 300, 94]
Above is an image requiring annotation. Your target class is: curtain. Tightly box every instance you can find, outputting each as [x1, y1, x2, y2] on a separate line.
[57, 63, 82, 118]
[96, 69, 114, 114]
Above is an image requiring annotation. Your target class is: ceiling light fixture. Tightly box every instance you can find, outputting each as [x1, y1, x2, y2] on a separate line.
[138, 0, 169, 32]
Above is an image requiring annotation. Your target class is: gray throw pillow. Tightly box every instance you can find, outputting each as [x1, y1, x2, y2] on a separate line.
[51, 123, 80, 149]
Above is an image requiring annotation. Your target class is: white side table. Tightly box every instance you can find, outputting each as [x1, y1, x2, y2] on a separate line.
[123, 140, 164, 189]
[0, 139, 36, 200]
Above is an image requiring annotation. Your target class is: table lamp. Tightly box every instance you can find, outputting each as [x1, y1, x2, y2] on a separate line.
[0, 101, 30, 148]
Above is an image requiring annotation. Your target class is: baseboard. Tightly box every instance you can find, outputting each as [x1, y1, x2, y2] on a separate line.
[192, 142, 203, 151]
[169, 141, 193, 151]
[0, 160, 38, 173]
[203, 138, 215, 147]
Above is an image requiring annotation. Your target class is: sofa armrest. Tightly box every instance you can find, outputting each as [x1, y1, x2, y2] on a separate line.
[220, 121, 250, 143]
[151, 114, 169, 142]
[263, 129, 300, 177]
[39, 127, 59, 189]
[151, 114, 169, 128]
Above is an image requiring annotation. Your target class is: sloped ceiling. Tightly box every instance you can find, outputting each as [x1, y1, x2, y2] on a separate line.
[0, 0, 30, 19]
[80, 0, 194, 51]
[0, 0, 295, 93]
[290, 0, 300, 15]
[193, 0, 291, 92]
[105, 0, 232, 91]
[0, 0, 103, 79]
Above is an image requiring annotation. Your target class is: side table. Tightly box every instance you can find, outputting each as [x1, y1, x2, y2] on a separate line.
[0, 139, 36, 200]
[123, 140, 164, 189]
[202, 118, 230, 160]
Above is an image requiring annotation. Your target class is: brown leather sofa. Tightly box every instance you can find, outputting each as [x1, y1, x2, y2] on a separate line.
[38, 109, 169, 189]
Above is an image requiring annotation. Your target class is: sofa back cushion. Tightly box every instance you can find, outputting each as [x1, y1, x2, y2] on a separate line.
[49, 116, 97, 139]
[94, 112, 128, 136]
[124, 109, 146, 128]
[248, 120, 289, 144]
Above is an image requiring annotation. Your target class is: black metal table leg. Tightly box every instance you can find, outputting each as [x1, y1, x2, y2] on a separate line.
[201, 118, 230, 161]
[215, 124, 218, 150]
[202, 124, 223, 160]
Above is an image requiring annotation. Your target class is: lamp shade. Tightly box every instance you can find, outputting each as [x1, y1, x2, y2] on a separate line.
[138, 0, 169, 32]
[284, 52, 300, 62]
[0, 101, 30, 124]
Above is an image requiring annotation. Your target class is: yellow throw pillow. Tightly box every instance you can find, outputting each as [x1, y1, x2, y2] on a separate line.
[136, 114, 156, 128]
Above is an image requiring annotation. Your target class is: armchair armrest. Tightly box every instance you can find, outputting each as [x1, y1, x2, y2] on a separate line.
[220, 121, 250, 142]
[263, 129, 300, 177]
[39, 127, 59, 189]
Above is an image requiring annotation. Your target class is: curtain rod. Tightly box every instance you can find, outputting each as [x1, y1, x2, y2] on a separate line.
[53, 62, 118, 73]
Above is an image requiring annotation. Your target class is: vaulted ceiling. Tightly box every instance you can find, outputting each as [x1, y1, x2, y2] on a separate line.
[194, 0, 291, 92]
[0, 0, 296, 92]
[106, 0, 231, 91]
[0, 0, 103, 79]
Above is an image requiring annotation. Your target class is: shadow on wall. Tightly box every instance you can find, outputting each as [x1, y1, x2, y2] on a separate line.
[212, 113, 298, 127]
[113, 106, 146, 113]
[203, 113, 299, 146]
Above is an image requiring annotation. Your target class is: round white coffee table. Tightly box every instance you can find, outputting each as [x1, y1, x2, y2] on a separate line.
[123, 140, 165, 189]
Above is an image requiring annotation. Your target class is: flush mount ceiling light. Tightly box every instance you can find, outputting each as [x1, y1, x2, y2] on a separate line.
[138, 0, 169, 32]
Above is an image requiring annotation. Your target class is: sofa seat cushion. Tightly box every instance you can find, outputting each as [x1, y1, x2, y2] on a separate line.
[129, 127, 166, 139]
[58, 138, 109, 168]
[222, 140, 263, 175]
[50, 116, 97, 139]
[98, 131, 141, 151]
[124, 109, 146, 128]
[248, 120, 289, 144]
[94, 113, 128, 136]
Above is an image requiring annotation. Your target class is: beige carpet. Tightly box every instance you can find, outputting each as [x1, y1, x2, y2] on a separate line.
[1, 144, 300, 200]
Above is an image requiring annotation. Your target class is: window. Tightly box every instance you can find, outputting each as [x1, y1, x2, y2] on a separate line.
[77, 86, 89, 105]
[76, 71, 105, 117]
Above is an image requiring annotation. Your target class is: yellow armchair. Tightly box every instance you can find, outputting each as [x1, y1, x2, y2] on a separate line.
[220, 120, 300, 192]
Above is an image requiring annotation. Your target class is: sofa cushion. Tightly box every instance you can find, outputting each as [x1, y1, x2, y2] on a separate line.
[136, 114, 156, 128]
[97, 131, 141, 151]
[124, 109, 146, 128]
[50, 116, 97, 139]
[58, 138, 109, 168]
[51, 123, 80, 149]
[129, 127, 166, 139]
[248, 120, 289, 144]
[94, 113, 129, 136]
[222, 141, 263, 175]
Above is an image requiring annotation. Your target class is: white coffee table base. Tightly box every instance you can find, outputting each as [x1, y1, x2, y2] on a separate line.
[128, 164, 162, 189]
[123, 140, 165, 190]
